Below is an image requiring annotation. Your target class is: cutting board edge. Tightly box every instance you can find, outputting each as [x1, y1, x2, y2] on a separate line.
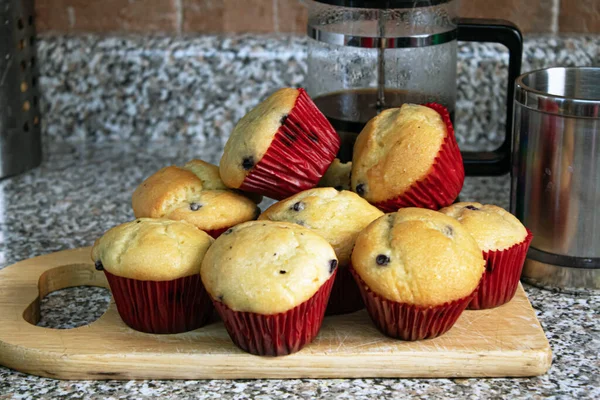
[0, 317, 553, 381]
[0, 247, 553, 380]
[0, 345, 552, 380]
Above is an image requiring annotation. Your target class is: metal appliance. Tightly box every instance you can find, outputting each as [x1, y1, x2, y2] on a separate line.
[512, 67, 600, 291]
[0, 0, 42, 178]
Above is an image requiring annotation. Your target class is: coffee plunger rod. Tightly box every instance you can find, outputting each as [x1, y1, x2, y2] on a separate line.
[376, 10, 386, 112]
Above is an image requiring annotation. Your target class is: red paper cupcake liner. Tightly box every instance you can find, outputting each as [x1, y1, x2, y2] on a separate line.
[469, 229, 533, 310]
[374, 103, 465, 212]
[326, 266, 364, 315]
[205, 227, 230, 239]
[212, 271, 337, 356]
[350, 266, 476, 341]
[239, 88, 341, 200]
[104, 270, 213, 334]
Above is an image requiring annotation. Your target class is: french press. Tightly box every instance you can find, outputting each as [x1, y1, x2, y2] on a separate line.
[0, 0, 42, 178]
[304, 0, 522, 176]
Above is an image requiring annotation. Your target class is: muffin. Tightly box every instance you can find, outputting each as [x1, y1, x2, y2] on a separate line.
[351, 208, 485, 340]
[91, 218, 214, 334]
[132, 159, 260, 238]
[318, 158, 352, 191]
[351, 103, 464, 212]
[201, 221, 337, 356]
[259, 188, 383, 315]
[219, 88, 340, 200]
[440, 202, 533, 309]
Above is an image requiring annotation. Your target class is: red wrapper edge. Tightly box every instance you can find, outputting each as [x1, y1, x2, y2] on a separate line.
[212, 270, 337, 356]
[205, 227, 230, 239]
[239, 88, 341, 200]
[469, 229, 534, 310]
[374, 103, 465, 212]
[350, 266, 476, 341]
[326, 266, 364, 316]
[104, 270, 213, 334]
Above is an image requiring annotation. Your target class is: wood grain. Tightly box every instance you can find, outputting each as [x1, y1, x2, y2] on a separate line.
[0, 248, 552, 380]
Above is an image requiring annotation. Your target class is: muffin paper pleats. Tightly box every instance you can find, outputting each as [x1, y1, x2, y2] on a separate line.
[211, 270, 336, 356]
[351, 266, 478, 341]
[469, 229, 533, 310]
[104, 271, 213, 334]
[374, 103, 465, 212]
[326, 266, 364, 316]
[239, 89, 341, 200]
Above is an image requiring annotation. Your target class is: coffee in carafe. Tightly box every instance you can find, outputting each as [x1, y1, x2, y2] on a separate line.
[314, 89, 456, 161]
[304, 0, 522, 175]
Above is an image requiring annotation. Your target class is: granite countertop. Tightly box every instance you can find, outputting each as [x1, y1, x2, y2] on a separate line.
[0, 140, 598, 399]
[1, 33, 599, 398]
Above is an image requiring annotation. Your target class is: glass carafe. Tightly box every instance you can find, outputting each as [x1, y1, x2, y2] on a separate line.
[305, 0, 522, 175]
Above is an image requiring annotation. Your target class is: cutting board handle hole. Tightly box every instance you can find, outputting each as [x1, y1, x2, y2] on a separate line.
[23, 264, 111, 329]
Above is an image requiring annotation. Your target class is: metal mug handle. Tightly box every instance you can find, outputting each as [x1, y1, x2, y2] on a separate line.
[457, 18, 523, 176]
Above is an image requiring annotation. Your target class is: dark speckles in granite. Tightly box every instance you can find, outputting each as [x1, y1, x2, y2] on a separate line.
[37, 286, 111, 330]
[37, 36, 307, 146]
[36, 35, 600, 152]
[0, 140, 599, 399]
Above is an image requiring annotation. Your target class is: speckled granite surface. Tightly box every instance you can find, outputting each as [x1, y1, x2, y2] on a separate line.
[37, 35, 600, 150]
[0, 140, 598, 399]
[0, 34, 599, 398]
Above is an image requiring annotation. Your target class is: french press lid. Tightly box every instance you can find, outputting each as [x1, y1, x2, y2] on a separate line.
[312, 0, 450, 8]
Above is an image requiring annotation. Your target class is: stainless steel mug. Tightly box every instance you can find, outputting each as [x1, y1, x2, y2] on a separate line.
[512, 67, 600, 291]
[0, 0, 42, 178]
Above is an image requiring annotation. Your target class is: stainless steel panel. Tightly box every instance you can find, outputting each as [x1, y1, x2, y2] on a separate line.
[512, 67, 600, 290]
[522, 258, 599, 292]
[0, 0, 42, 178]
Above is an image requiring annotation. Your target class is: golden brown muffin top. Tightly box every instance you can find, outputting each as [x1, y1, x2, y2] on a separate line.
[201, 221, 337, 315]
[259, 188, 383, 266]
[318, 158, 352, 191]
[181, 159, 228, 190]
[440, 202, 528, 252]
[351, 104, 446, 203]
[183, 159, 263, 203]
[92, 218, 214, 281]
[219, 88, 300, 189]
[132, 160, 259, 231]
[351, 208, 485, 307]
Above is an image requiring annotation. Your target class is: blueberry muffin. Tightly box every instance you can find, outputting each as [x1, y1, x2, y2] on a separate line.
[91, 218, 214, 333]
[219, 88, 340, 200]
[201, 220, 337, 356]
[440, 202, 532, 309]
[351, 208, 485, 340]
[318, 158, 352, 191]
[351, 103, 464, 212]
[259, 188, 383, 314]
[132, 159, 260, 238]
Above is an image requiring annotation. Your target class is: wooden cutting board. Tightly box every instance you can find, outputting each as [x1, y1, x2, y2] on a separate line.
[0, 247, 552, 380]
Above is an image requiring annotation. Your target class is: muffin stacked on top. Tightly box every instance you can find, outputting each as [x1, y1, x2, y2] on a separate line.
[91, 87, 531, 356]
[219, 88, 340, 200]
[132, 159, 260, 238]
[351, 103, 464, 212]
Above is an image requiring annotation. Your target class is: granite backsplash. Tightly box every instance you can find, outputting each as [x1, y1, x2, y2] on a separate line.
[37, 34, 599, 151]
